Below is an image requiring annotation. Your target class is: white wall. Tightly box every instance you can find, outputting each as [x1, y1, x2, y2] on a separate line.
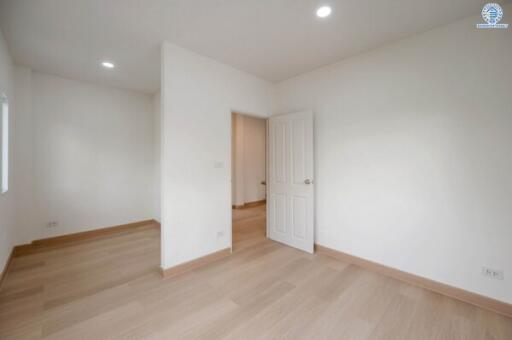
[14, 71, 157, 241]
[273, 11, 512, 303]
[13, 66, 35, 244]
[242, 115, 266, 203]
[161, 42, 271, 269]
[0, 29, 15, 272]
[231, 113, 266, 205]
[231, 113, 245, 207]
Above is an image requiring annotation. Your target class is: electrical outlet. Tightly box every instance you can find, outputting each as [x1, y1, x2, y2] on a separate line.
[217, 231, 225, 238]
[46, 221, 59, 228]
[482, 267, 504, 280]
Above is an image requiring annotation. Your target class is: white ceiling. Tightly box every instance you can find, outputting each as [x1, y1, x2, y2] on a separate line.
[0, 0, 498, 94]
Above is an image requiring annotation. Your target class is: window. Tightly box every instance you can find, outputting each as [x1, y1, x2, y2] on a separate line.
[1, 94, 8, 194]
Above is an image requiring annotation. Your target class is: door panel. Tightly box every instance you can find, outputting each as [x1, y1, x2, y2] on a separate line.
[291, 195, 307, 240]
[268, 111, 314, 253]
[274, 193, 287, 234]
[292, 119, 306, 185]
[274, 122, 287, 184]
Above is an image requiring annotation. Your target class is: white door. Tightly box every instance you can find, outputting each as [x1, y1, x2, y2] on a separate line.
[268, 111, 314, 253]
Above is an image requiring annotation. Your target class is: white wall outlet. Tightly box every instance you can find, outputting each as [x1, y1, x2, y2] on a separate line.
[482, 267, 504, 280]
[213, 161, 224, 169]
[217, 231, 225, 238]
[46, 221, 59, 228]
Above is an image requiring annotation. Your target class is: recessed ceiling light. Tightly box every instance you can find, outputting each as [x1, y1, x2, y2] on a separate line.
[316, 6, 332, 18]
[101, 61, 115, 69]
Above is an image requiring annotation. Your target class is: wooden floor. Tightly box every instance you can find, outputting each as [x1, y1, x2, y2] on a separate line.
[1, 205, 511, 339]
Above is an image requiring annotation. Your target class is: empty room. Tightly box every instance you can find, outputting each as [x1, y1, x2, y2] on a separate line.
[0, 1, 511, 339]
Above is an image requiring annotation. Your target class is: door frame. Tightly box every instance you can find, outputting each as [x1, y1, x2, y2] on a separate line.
[229, 109, 315, 253]
[229, 110, 269, 251]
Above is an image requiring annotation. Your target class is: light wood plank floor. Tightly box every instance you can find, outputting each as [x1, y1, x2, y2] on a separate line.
[1, 205, 511, 339]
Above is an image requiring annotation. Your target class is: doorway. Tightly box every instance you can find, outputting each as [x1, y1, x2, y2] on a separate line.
[230, 110, 315, 254]
[231, 112, 267, 251]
